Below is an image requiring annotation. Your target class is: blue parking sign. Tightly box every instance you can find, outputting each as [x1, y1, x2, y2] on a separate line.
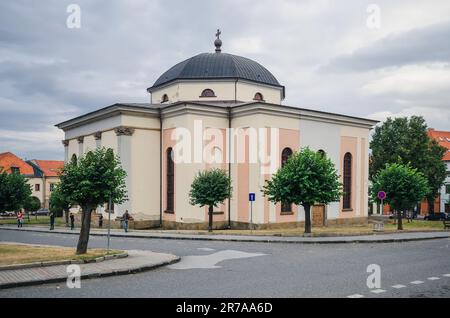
[249, 193, 256, 202]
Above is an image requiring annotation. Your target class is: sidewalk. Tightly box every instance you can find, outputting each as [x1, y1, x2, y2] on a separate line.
[1, 225, 449, 244]
[0, 249, 179, 289]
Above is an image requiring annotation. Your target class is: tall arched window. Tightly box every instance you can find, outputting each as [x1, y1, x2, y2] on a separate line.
[254, 92, 264, 101]
[343, 152, 352, 210]
[161, 94, 169, 103]
[166, 147, 175, 212]
[200, 89, 216, 97]
[281, 147, 293, 213]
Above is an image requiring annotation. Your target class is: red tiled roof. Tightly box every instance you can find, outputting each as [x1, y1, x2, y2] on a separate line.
[0, 152, 34, 175]
[33, 160, 64, 177]
[428, 129, 450, 161]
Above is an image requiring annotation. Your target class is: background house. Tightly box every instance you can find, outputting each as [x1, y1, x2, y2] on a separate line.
[0, 152, 63, 209]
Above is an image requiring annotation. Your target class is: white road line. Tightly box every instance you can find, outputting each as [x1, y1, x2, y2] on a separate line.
[427, 277, 440, 281]
[370, 289, 386, 294]
[410, 280, 424, 285]
[347, 294, 365, 298]
[443, 274, 450, 277]
[392, 284, 406, 289]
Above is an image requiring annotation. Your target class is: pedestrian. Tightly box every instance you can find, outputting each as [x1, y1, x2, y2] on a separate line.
[49, 211, 55, 230]
[122, 210, 130, 233]
[17, 211, 24, 228]
[98, 214, 103, 228]
[70, 213, 75, 230]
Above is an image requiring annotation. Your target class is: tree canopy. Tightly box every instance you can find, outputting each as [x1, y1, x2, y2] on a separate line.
[371, 163, 430, 230]
[189, 168, 232, 232]
[59, 148, 128, 254]
[0, 170, 32, 212]
[263, 147, 341, 233]
[370, 116, 446, 212]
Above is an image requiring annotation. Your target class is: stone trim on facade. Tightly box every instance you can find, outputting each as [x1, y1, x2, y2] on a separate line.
[114, 126, 135, 136]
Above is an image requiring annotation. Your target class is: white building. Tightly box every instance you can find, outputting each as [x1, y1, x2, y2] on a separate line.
[56, 32, 378, 229]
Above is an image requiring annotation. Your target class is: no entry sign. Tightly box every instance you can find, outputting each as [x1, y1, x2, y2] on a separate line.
[377, 191, 386, 200]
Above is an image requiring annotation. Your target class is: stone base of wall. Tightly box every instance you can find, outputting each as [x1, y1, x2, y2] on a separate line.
[161, 217, 368, 231]
[72, 213, 161, 230]
[69, 212, 367, 231]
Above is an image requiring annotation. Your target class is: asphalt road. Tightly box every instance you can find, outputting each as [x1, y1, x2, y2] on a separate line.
[1, 229, 450, 298]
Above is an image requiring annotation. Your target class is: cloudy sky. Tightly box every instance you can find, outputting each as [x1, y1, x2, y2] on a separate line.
[1, 0, 450, 160]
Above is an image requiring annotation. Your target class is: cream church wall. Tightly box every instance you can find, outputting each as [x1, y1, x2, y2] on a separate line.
[151, 80, 283, 104]
[300, 119, 341, 220]
[340, 126, 370, 218]
[129, 128, 161, 220]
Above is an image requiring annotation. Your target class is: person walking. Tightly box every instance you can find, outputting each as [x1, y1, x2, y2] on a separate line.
[49, 211, 55, 230]
[70, 213, 75, 230]
[98, 214, 103, 228]
[17, 211, 24, 228]
[122, 210, 130, 233]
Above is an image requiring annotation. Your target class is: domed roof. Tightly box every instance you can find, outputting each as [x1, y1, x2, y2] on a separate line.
[148, 52, 282, 91]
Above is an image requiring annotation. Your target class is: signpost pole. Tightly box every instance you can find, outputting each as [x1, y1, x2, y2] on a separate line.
[250, 201, 253, 233]
[107, 195, 111, 254]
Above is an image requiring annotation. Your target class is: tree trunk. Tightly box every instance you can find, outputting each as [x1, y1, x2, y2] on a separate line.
[428, 198, 435, 214]
[304, 204, 312, 234]
[76, 205, 93, 254]
[397, 210, 403, 231]
[208, 205, 213, 233]
[64, 208, 69, 226]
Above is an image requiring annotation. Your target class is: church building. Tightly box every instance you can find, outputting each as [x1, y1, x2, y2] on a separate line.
[56, 31, 378, 229]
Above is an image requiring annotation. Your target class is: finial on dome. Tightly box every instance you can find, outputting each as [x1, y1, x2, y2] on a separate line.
[214, 29, 222, 53]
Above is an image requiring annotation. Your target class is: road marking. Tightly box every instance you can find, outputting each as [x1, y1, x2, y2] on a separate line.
[197, 248, 216, 252]
[410, 280, 424, 285]
[370, 289, 386, 294]
[427, 277, 440, 281]
[443, 274, 450, 277]
[168, 250, 266, 270]
[347, 294, 364, 298]
[392, 284, 406, 289]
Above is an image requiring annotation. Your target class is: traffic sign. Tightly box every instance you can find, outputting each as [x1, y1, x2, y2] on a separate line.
[377, 191, 386, 200]
[249, 193, 256, 202]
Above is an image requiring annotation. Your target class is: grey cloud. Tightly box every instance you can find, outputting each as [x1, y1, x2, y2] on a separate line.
[322, 21, 450, 72]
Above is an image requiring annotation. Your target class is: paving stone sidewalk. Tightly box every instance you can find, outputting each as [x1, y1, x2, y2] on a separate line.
[1, 225, 449, 244]
[0, 250, 179, 289]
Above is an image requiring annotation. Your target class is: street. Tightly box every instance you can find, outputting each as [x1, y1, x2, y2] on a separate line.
[0, 229, 449, 298]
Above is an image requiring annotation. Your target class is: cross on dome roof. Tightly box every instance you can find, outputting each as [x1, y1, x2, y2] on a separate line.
[214, 29, 222, 53]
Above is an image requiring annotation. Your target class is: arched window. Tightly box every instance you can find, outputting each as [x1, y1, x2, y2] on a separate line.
[281, 147, 293, 213]
[200, 89, 216, 97]
[161, 94, 169, 103]
[166, 148, 175, 212]
[343, 152, 352, 210]
[281, 147, 293, 166]
[318, 149, 326, 158]
[254, 92, 264, 101]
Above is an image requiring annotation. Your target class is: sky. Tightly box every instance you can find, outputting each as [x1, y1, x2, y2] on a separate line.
[1, 0, 450, 160]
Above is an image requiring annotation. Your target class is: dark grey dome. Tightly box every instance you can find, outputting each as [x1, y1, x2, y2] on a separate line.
[148, 53, 282, 91]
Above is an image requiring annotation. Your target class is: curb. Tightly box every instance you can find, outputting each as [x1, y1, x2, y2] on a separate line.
[1, 226, 449, 244]
[0, 256, 180, 290]
[0, 252, 128, 272]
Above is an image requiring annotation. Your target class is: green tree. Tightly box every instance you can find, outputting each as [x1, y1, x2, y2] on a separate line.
[0, 170, 32, 212]
[263, 147, 341, 234]
[371, 163, 430, 230]
[49, 185, 72, 223]
[59, 148, 127, 254]
[24, 196, 41, 212]
[189, 168, 232, 232]
[370, 116, 446, 213]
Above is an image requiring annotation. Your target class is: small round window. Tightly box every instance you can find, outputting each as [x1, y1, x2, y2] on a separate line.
[200, 89, 216, 97]
[254, 92, 264, 101]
